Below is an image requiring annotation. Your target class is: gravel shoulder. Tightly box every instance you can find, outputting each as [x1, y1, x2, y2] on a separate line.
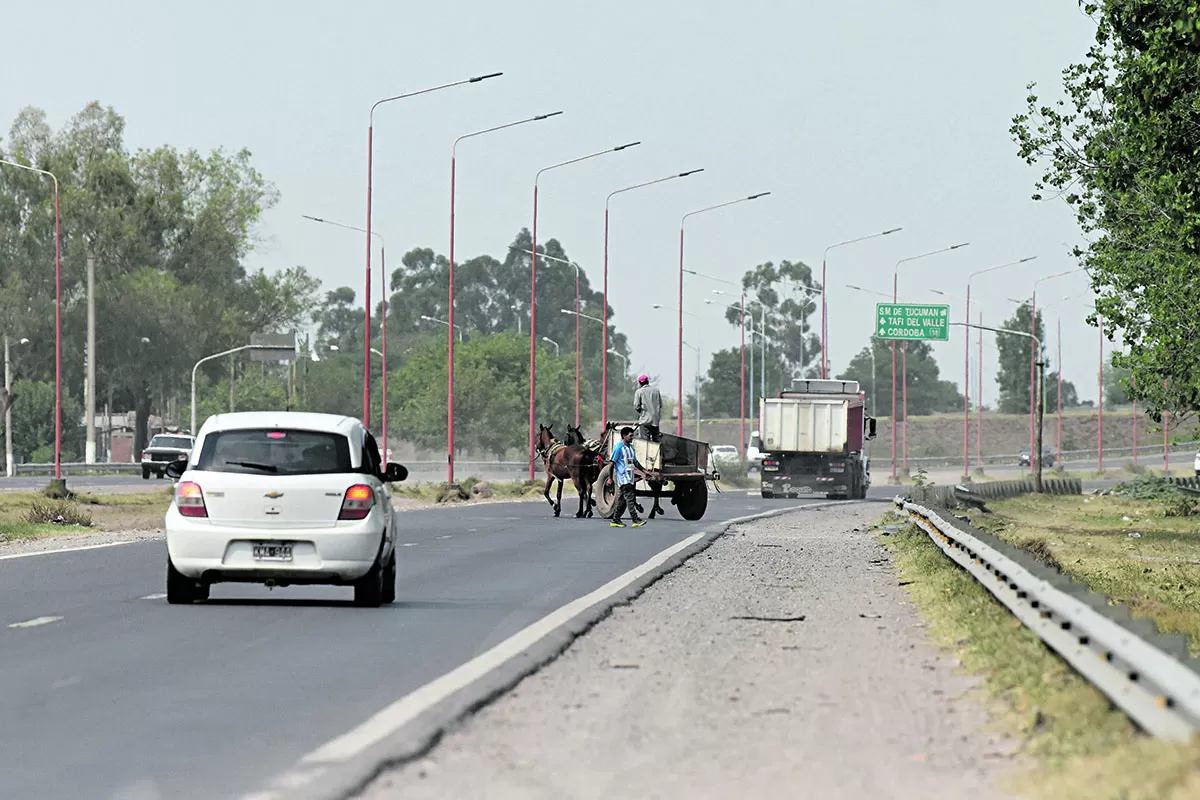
[360, 503, 1023, 800]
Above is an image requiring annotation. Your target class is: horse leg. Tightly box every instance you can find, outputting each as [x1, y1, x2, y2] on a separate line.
[544, 473, 556, 511]
[652, 481, 666, 518]
[555, 478, 563, 517]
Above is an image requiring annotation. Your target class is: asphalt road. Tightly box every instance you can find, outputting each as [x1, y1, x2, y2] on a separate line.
[0, 488, 883, 800]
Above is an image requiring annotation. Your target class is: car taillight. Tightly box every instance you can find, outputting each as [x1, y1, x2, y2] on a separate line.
[176, 481, 208, 518]
[763, 459, 778, 467]
[339, 484, 375, 520]
[141, 452, 150, 462]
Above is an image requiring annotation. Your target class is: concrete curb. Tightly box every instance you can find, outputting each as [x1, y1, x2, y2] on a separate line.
[262, 500, 856, 800]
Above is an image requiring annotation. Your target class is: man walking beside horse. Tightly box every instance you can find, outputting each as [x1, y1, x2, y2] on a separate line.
[609, 426, 648, 528]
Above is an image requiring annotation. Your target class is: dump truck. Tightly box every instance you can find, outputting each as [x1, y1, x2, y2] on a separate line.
[758, 379, 876, 500]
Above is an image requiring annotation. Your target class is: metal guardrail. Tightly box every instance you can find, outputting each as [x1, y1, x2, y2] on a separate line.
[894, 497, 1200, 741]
[901, 440, 1200, 469]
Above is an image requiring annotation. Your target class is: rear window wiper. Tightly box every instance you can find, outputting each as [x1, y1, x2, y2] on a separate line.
[223, 460, 279, 473]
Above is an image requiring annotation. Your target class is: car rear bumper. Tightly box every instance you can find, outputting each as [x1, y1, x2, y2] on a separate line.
[166, 510, 387, 583]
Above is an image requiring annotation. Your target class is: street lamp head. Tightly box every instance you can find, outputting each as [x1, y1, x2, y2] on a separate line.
[614, 141, 642, 152]
[678, 168, 704, 178]
[330, 344, 340, 352]
[882, 227, 903, 235]
[652, 303, 665, 309]
[1019, 256, 1038, 263]
[469, 72, 504, 82]
[748, 192, 771, 200]
[18, 338, 29, 345]
[301, 215, 326, 223]
[535, 111, 565, 121]
[950, 242, 971, 250]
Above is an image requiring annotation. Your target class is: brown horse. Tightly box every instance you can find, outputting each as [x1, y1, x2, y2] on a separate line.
[536, 424, 594, 518]
[565, 424, 603, 515]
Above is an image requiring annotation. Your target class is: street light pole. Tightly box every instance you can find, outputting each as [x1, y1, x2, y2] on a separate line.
[0, 159, 61, 484]
[542, 337, 560, 357]
[963, 255, 1037, 480]
[820, 227, 903, 378]
[951, 322, 1046, 493]
[363, 72, 502, 427]
[678, 192, 771, 435]
[1028, 267, 1088, 473]
[891, 243, 971, 482]
[302, 215, 390, 452]
[450, 111, 561, 482]
[531, 142, 641, 478]
[604, 169, 704, 428]
[191, 345, 272, 435]
[527, 250, 584, 426]
[703, 292, 749, 453]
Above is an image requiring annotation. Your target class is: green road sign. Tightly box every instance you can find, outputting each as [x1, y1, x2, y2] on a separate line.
[875, 303, 950, 341]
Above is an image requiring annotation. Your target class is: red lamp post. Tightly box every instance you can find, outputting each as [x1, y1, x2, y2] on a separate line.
[820, 227, 902, 379]
[448, 111, 562, 482]
[891, 243, 970, 481]
[0, 159, 61, 482]
[1027, 267, 1087, 472]
[603, 169, 704, 427]
[302, 215, 389, 453]
[678, 193, 771, 435]
[363, 72, 502, 425]
[530, 142, 641, 478]
[690, 271, 747, 461]
[962, 256, 1037, 479]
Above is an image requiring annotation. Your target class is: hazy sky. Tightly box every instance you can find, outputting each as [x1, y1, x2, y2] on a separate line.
[2, 1, 1102, 410]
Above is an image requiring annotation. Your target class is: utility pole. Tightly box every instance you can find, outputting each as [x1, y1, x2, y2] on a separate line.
[85, 254, 97, 464]
[1035, 355, 1046, 494]
[4, 335, 12, 478]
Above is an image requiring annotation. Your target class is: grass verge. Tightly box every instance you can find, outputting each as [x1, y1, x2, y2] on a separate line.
[875, 507, 1200, 799]
[0, 489, 172, 538]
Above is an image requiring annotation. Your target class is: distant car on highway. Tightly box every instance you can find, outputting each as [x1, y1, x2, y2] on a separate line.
[1018, 446, 1056, 468]
[1194, 450, 1199, 477]
[141, 433, 195, 480]
[746, 431, 764, 472]
[711, 444, 739, 465]
[163, 411, 408, 607]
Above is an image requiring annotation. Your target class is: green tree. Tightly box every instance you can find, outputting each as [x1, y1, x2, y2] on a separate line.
[994, 303, 1045, 414]
[723, 260, 822, 389]
[8, 379, 84, 462]
[837, 337, 962, 418]
[1011, 1, 1200, 426]
[1103, 358, 1134, 406]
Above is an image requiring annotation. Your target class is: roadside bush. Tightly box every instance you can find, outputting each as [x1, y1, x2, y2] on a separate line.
[25, 500, 93, 527]
[1111, 475, 1196, 517]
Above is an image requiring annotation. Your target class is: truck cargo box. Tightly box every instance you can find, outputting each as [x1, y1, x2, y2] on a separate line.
[760, 396, 851, 454]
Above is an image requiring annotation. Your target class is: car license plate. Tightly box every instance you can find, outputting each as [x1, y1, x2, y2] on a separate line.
[252, 543, 293, 561]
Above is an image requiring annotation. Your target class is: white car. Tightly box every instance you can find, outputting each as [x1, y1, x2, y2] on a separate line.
[711, 445, 739, 464]
[746, 431, 764, 472]
[1194, 451, 1199, 477]
[163, 411, 407, 607]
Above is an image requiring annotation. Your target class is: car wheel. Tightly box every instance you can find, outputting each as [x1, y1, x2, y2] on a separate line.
[381, 548, 396, 605]
[354, 559, 384, 608]
[166, 557, 203, 604]
[142, 467, 151, 480]
[761, 489, 774, 499]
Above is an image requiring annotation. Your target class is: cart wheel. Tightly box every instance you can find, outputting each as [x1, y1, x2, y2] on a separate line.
[592, 463, 617, 519]
[675, 479, 708, 521]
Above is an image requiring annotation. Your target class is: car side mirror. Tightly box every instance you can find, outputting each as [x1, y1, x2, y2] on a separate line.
[384, 462, 408, 483]
[866, 418, 878, 441]
[165, 458, 188, 480]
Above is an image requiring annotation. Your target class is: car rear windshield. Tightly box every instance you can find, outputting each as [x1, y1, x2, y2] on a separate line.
[150, 436, 193, 449]
[193, 429, 353, 475]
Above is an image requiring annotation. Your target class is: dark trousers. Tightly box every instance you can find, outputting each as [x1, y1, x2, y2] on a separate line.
[611, 482, 640, 522]
[637, 424, 660, 442]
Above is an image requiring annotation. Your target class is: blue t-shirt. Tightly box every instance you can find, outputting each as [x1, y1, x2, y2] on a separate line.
[612, 440, 636, 486]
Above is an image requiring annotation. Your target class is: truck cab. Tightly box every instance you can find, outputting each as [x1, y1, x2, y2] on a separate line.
[759, 380, 876, 500]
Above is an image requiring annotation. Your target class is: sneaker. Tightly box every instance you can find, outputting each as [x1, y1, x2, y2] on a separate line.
[610, 520, 626, 528]
[631, 520, 647, 528]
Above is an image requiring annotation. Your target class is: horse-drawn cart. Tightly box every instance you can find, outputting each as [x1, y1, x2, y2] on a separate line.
[591, 422, 718, 521]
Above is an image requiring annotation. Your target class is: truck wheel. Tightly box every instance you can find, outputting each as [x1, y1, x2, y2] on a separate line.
[675, 480, 708, 520]
[592, 463, 617, 519]
[142, 466, 151, 480]
[761, 489, 775, 499]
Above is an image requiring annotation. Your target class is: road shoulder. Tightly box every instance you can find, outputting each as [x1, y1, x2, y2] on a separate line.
[360, 503, 1022, 800]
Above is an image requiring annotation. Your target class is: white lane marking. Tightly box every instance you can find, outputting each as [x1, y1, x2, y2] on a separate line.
[437, 535, 452, 540]
[401, 542, 418, 547]
[0, 540, 137, 561]
[8, 616, 63, 629]
[141, 593, 167, 600]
